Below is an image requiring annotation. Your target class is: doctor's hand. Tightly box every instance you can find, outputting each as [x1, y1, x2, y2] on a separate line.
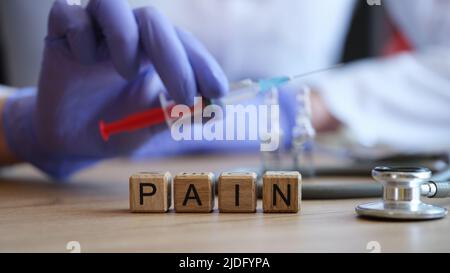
[0, 0, 227, 179]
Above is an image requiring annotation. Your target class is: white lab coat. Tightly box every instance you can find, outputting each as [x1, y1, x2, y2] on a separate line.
[315, 0, 450, 152]
[1, 0, 449, 152]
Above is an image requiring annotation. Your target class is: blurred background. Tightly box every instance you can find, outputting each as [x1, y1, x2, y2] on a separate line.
[0, 0, 376, 87]
[1, 0, 449, 170]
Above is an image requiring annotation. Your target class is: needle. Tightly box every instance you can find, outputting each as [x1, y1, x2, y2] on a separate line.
[290, 64, 343, 80]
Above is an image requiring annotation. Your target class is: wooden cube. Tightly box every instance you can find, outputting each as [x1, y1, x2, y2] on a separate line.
[218, 172, 257, 213]
[174, 172, 215, 213]
[129, 172, 172, 213]
[263, 171, 301, 213]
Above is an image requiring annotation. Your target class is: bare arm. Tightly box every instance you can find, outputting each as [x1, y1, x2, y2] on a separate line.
[310, 90, 340, 133]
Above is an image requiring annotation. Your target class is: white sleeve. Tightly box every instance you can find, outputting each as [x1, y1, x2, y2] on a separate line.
[312, 0, 450, 153]
[0, 85, 16, 98]
[314, 47, 450, 153]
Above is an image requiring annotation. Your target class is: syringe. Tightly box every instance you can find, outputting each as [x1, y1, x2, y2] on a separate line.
[99, 64, 342, 141]
[220, 64, 342, 105]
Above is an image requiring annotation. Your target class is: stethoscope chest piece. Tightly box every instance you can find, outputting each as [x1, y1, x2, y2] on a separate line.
[356, 167, 448, 220]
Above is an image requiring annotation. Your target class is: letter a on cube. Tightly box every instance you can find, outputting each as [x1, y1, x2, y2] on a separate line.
[174, 172, 215, 213]
[130, 172, 172, 213]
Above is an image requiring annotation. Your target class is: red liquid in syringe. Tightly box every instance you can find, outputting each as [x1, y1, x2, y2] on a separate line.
[99, 100, 204, 141]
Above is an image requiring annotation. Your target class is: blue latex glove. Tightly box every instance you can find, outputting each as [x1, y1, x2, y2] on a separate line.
[2, 0, 228, 179]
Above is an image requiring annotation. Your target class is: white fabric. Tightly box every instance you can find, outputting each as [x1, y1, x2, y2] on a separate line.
[0, 85, 16, 97]
[315, 49, 450, 152]
[131, 0, 355, 80]
[313, 0, 450, 152]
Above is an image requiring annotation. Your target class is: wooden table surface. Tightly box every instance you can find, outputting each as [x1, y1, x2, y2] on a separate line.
[1, 153, 450, 253]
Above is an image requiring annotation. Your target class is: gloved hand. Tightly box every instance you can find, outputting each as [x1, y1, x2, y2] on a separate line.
[2, 0, 228, 179]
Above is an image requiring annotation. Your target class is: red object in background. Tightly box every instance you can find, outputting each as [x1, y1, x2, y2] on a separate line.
[383, 24, 413, 56]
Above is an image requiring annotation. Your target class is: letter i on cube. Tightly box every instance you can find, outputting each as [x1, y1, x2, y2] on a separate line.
[218, 172, 257, 213]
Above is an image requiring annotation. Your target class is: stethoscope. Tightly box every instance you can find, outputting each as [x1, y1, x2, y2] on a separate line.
[238, 165, 450, 220]
[356, 166, 450, 220]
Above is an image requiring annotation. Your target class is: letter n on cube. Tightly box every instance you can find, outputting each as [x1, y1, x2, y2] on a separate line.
[263, 171, 301, 213]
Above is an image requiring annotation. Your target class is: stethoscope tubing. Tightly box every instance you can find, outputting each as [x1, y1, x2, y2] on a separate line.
[227, 167, 450, 200]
